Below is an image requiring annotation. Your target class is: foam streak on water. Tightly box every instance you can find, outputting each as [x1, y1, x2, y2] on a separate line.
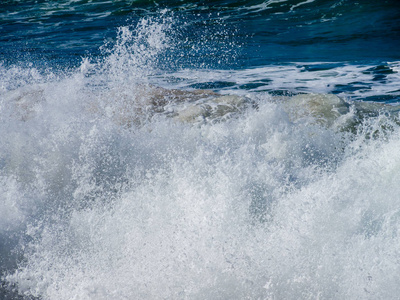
[1, 10, 400, 300]
[154, 62, 400, 102]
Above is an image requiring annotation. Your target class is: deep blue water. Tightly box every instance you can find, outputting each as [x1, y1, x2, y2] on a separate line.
[1, 0, 400, 68]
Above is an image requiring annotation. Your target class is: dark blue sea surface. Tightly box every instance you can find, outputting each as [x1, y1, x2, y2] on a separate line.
[1, 0, 400, 67]
[1, 1, 400, 299]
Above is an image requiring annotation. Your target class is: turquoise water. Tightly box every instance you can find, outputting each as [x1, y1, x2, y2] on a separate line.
[1, 1, 400, 299]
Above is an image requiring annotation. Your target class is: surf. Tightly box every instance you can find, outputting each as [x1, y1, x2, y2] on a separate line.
[1, 3, 400, 299]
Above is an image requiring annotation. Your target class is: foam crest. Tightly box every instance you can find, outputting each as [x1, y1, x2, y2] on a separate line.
[0, 100, 319, 298]
[2, 78, 400, 298]
[2, 10, 400, 300]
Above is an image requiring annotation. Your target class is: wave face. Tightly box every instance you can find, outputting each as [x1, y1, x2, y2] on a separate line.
[1, 1, 400, 300]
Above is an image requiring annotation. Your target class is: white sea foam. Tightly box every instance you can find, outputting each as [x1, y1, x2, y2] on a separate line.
[1, 13, 400, 300]
[289, 0, 316, 11]
[157, 62, 400, 101]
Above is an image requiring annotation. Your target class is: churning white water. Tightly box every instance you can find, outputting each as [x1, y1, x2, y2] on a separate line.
[1, 15, 400, 300]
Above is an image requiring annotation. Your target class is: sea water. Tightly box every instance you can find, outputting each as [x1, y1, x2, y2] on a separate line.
[1, 1, 400, 299]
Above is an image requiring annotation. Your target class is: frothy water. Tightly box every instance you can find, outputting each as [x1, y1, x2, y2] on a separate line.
[1, 8, 400, 300]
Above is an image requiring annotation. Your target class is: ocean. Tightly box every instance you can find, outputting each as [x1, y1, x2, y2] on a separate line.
[1, 0, 400, 299]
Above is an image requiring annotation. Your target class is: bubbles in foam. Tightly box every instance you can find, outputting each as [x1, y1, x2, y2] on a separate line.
[1, 10, 400, 300]
[5, 93, 400, 298]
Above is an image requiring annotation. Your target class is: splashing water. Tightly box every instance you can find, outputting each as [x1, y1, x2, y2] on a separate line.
[1, 10, 400, 300]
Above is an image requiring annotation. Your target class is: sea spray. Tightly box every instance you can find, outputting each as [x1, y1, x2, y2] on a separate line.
[1, 6, 400, 300]
[4, 90, 400, 299]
